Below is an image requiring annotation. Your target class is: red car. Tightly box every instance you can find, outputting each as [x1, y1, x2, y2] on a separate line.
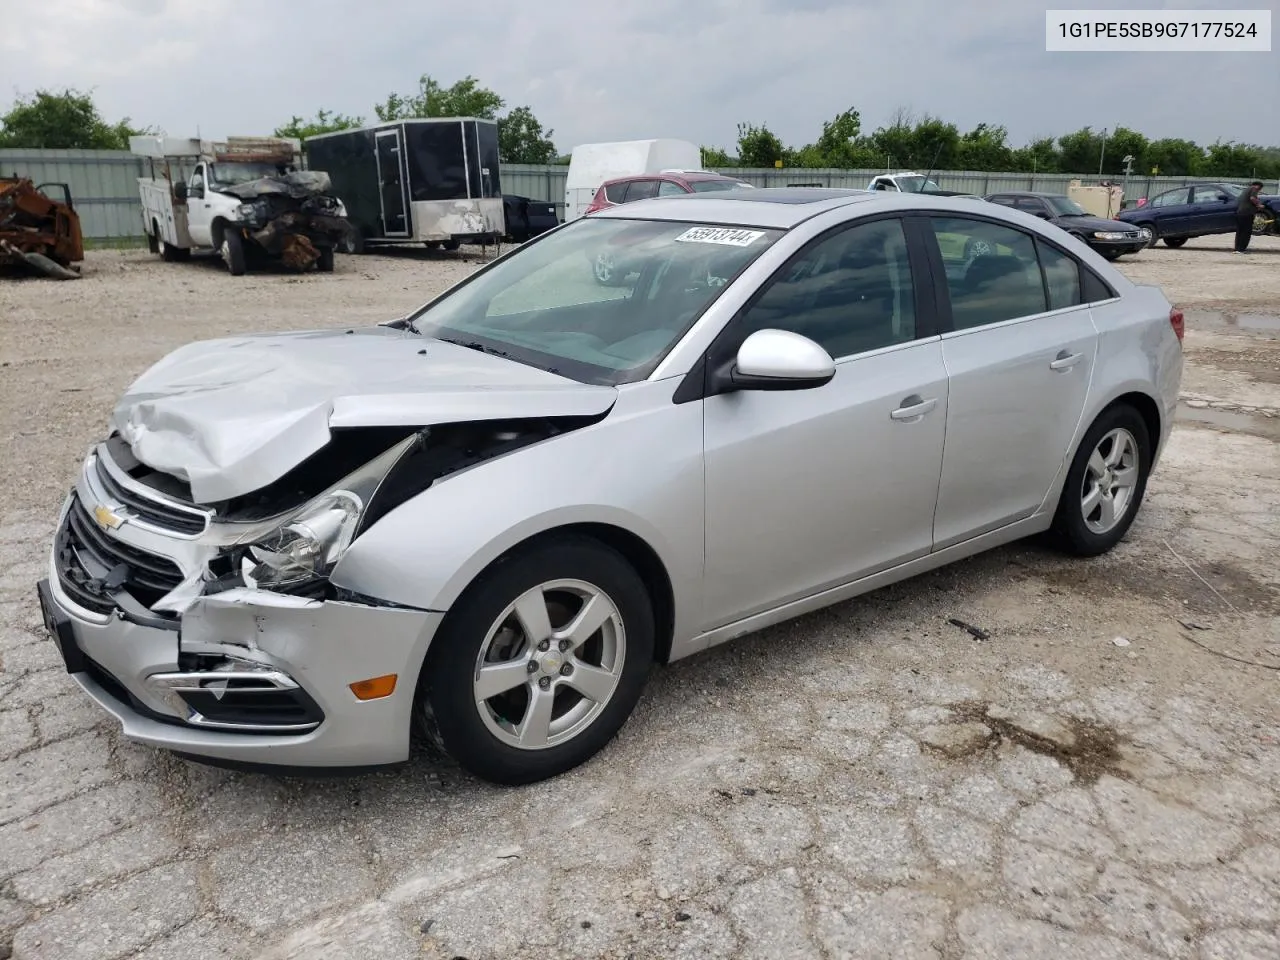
[584, 170, 753, 216]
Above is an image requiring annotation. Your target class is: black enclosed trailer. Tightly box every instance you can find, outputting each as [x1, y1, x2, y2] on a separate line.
[305, 118, 504, 251]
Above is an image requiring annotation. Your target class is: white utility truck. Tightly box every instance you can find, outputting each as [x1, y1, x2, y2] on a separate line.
[130, 135, 354, 275]
[563, 139, 701, 222]
[865, 171, 976, 197]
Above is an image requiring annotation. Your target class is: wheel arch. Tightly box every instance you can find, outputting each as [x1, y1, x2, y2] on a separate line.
[1047, 389, 1162, 516]
[210, 217, 231, 248]
[428, 522, 677, 666]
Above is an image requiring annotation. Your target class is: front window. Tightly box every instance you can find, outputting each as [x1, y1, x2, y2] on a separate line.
[207, 162, 292, 188]
[407, 217, 784, 385]
[895, 175, 945, 194]
[688, 179, 754, 193]
[1045, 196, 1089, 216]
[1219, 182, 1242, 197]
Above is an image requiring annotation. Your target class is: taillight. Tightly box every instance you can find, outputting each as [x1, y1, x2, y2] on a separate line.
[1169, 307, 1184, 342]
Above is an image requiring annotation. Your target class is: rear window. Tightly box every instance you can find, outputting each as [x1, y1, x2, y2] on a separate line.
[689, 179, 753, 194]
[603, 182, 628, 203]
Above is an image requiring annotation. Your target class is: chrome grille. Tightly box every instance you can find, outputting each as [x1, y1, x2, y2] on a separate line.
[55, 493, 185, 612]
[94, 447, 209, 536]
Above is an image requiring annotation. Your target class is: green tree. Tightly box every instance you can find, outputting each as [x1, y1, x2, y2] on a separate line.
[1056, 127, 1107, 174]
[273, 109, 363, 141]
[1101, 126, 1148, 176]
[956, 123, 1013, 171]
[1144, 137, 1203, 176]
[1009, 136, 1061, 173]
[1201, 141, 1264, 178]
[736, 122, 786, 167]
[498, 105, 557, 164]
[375, 75, 504, 122]
[0, 89, 149, 149]
[700, 145, 736, 167]
[811, 108, 864, 168]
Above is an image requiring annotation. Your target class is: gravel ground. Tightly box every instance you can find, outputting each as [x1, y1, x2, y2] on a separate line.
[1, 233, 1278, 960]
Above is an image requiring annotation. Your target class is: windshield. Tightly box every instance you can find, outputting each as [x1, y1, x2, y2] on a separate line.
[1046, 195, 1089, 216]
[208, 162, 292, 188]
[407, 217, 784, 385]
[689, 179, 754, 193]
[895, 175, 945, 194]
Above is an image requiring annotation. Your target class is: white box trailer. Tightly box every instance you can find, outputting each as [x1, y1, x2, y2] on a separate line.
[563, 139, 700, 221]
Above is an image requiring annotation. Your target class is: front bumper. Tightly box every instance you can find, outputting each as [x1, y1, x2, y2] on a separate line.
[38, 565, 441, 769]
[1091, 238, 1146, 255]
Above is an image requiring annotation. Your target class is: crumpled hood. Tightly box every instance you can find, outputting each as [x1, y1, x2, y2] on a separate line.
[112, 326, 617, 503]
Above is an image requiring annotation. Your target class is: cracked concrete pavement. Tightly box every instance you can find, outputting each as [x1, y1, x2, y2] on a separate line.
[1, 234, 1278, 959]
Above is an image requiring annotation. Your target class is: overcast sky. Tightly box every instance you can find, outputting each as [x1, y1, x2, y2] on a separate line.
[3, 0, 1276, 153]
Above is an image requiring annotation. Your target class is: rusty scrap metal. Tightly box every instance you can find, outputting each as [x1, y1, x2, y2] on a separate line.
[0, 177, 85, 279]
[279, 232, 320, 269]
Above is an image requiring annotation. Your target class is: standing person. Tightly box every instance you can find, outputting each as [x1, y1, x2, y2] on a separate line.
[1235, 180, 1264, 253]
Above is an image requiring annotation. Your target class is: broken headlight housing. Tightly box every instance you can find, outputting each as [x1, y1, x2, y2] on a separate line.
[235, 201, 266, 226]
[237, 434, 418, 592]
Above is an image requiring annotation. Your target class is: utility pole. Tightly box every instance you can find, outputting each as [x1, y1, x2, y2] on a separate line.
[1098, 127, 1108, 176]
[1120, 155, 1134, 216]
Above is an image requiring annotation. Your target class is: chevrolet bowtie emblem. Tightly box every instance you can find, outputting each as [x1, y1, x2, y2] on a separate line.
[93, 504, 125, 530]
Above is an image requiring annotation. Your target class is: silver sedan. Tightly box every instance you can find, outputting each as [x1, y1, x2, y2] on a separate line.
[38, 188, 1183, 784]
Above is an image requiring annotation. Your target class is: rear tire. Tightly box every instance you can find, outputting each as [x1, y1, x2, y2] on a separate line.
[1163, 237, 1187, 249]
[146, 223, 159, 255]
[316, 246, 335, 273]
[420, 536, 655, 785]
[1050, 404, 1152, 557]
[442, 238, 461, 252]
[220, 230, 246, 276]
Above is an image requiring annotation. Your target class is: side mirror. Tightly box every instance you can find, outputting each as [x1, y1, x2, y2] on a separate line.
[715, 329, 836, 393]
[1218, 194, 1231, 203]
[1036, 210, 1053, 219]
[174, 182, 188, 201]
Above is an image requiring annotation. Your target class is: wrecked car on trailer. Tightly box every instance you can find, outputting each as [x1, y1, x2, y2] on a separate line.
[131, 135, 356, 276]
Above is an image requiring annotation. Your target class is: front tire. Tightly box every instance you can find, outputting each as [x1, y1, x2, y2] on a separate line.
[220, 230, 246, 276]
[1050, 404, 1152, 557]
[316, 246, 335, 273]
[1136, 223, 1157, 248]
[421, 536, 655, 785]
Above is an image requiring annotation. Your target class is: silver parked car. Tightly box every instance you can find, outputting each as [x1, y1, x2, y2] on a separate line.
[37, 188, 1184, 785]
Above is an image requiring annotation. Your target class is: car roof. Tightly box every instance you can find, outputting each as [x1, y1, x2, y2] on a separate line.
[989, 190, 1063, 199]
[601, 171, 742, 186]
[591, 187, 989, 230]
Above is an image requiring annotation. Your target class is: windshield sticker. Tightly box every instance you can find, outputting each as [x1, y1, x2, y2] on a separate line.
[673, 227, 766, 247]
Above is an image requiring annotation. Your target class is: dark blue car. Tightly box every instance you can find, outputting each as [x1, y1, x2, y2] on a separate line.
[1117, 181, 1280, 248]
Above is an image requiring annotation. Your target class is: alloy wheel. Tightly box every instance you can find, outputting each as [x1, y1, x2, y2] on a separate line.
[1080, 427, 1139, 535]
[472, 579, 626, 750]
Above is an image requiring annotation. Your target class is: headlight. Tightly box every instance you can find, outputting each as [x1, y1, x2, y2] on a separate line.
[1093, 231, 1127, 240]
[236, 202, 262, 223]
[334, 200, 348, 218]
[237, 434, 418, 592]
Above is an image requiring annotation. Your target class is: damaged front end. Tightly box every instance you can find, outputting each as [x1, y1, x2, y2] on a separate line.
[226, 170, 355, 269]
[42, 415, 591, 760]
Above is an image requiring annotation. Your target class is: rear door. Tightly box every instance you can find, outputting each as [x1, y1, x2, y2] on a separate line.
[375, 129, 409, 237]
[926, 214, 1097, 548]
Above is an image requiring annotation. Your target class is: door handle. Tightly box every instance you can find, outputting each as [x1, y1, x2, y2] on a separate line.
[890, 395, 937, 421]
[1050, 351, 1083, 371]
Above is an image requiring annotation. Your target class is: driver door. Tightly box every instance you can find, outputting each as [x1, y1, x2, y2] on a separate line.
[699, 215, 947, 632]
[185, 164, 212, 246]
